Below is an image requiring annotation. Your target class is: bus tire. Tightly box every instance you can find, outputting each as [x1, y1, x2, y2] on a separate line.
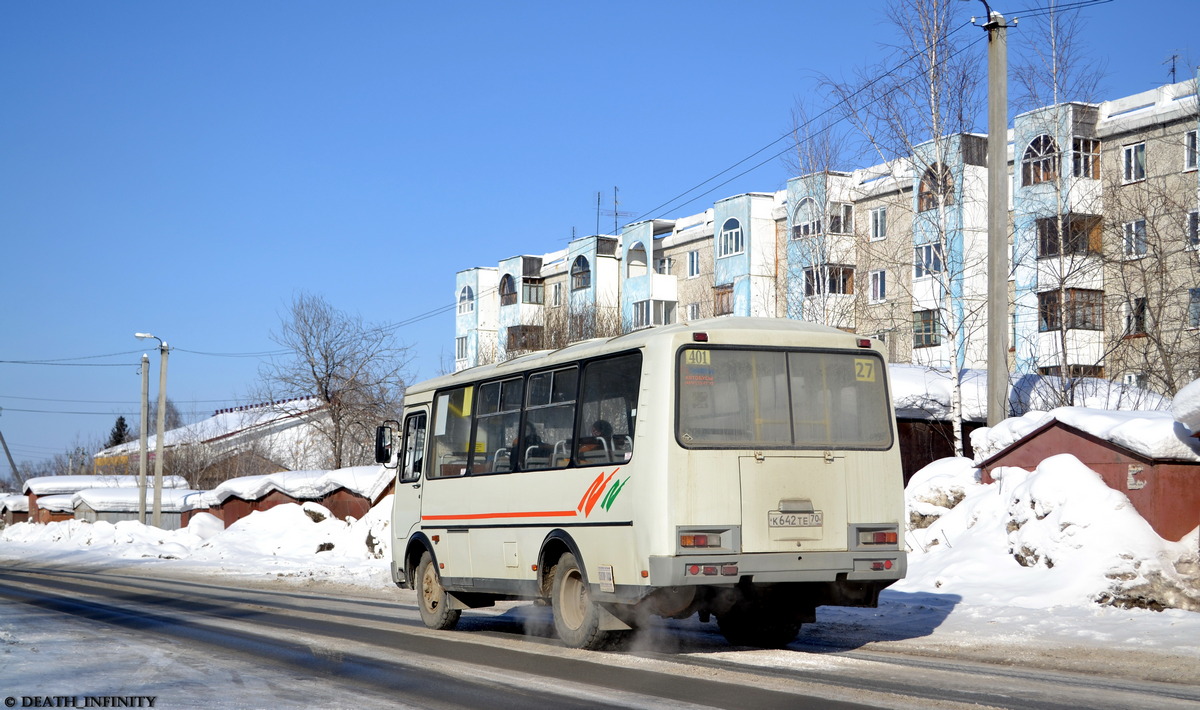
[717, 603, 800, 648]
[416, 551, 461, 631]
[550, 552, 612, 650]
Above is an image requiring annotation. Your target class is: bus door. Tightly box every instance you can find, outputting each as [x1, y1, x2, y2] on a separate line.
[394, 410, 428, 540]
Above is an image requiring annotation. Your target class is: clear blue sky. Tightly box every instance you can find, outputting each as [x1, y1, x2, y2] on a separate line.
[1, 0, 1195, 472]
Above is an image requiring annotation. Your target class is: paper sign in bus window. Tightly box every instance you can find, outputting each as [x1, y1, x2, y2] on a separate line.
[854, 358, 876, 382]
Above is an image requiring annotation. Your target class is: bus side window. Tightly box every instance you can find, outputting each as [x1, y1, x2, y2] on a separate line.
[400, 412, 426, 484]
[576, 352, 642, 465]
[523, 367, 577, 471]
[431, 386, 473, 478]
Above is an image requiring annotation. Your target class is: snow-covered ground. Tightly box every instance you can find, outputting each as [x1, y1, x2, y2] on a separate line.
[3, 454, 1198, 668]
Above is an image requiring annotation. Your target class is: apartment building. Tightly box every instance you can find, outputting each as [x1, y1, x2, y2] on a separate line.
[453, 79, 1200, 398]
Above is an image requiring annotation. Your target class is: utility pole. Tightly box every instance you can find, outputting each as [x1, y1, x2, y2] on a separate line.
[982, 7, 1011, 427]
[152, 343, 168, 527]
[0, 421, 20, 487]
[136, 333, 169, 527]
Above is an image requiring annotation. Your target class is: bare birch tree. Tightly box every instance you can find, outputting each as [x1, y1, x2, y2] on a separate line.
[816, 0, 985, 455]
[258, 293, 412, 469]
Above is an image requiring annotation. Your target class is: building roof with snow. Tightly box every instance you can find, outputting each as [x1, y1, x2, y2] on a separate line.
[72, 488, 205, 513]
[94, 398, 326, 458]
[1, 494, 29, 513]
[210, 465, 390, 503]
[889, 365, 1169, 422]
[22, 475, 190, 496]
[973, 407, 1200, 466]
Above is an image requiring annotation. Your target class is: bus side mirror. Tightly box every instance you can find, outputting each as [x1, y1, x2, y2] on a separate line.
[375, 423, 397, 465]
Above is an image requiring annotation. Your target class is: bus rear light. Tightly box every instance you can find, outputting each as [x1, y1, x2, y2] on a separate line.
[857, 338, 872, 348]
[859, 531, 898, 545]
[721, 565, 739, 576]
[680, 533, 722, 548]
[686, 564, 736, 577]
[870, 560, 895, 571]
[693, 332, 709, 342]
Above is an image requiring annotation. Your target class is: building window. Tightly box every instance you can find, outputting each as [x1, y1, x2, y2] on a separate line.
[792, 197, 822, 238]
[1186, 130, 1198, 171]
[918, 163, 953, 212]
[1189, 210, 1200, 250]
[829, 203, 853, 234]
[654, 256, 673, 275]
[1039, 365, 1104, 378]
[1073, 137, 1100, 179]
[869, 270, 887, 303]
[551, 282, 563, 307]
[455, 336, 468, 362]
[632, 300, 676, 329]
[499, 274, 517, 306]
[713, 284, 733, 316]
[1123, 297, 1148, 336]
[522, 277, 544, 305]
[1037, 288, 1104, 332]
[1022, 134, 1060, 186]
[1037, 214, 1101, 258]
[913, 310, 941, 348]
[718, 218, 744, 257]
[803, 265, 855, 296]
[1189, 288, 1200, 329]
[506, 324, 544, 351]
[869, 207, 887, 241]
[570, 256, 591, 291]
[1123, 142, 1146, 183]
[457, 286, 475, 314]
[1123, 219, 1148, 258]
[686, 302, 701, 320]
[687, 250, 700, 278]
[914, 242, 945, 279]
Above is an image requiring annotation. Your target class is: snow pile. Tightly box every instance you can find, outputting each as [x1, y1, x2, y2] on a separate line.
[0, 517, 207, 560]
[904, 457, 982, 530]
[1171, 378, 1200, 435]
[899, 455, 1200, 612]
[0, 497, 394, 584]
[970, 407, 1200, 463]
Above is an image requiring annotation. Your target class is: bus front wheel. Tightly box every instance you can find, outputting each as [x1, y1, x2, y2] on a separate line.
[717, 602, 801, 648]
[550, 552, 613, 650]
[416, 551, 461, 631]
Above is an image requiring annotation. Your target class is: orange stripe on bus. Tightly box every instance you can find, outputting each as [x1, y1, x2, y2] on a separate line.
[422, 510, 579, 521]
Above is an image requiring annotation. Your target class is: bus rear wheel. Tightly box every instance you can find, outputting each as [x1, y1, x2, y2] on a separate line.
[717, 603, 801, 648]
[550, 552, 614, 650]
[416, 551, 461, 631]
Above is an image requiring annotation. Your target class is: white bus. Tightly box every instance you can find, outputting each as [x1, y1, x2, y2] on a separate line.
[376, 317, 906, 649]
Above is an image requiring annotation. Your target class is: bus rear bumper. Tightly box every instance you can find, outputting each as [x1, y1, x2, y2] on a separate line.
[648, 550, 907, 587]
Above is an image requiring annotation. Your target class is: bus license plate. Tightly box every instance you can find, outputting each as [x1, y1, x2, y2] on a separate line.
[768, 511, 823, 527]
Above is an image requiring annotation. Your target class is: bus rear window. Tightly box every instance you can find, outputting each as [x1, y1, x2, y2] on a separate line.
[676, 347, 892, 450]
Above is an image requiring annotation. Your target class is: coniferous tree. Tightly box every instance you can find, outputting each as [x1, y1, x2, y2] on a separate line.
[105, 415, 133, 449]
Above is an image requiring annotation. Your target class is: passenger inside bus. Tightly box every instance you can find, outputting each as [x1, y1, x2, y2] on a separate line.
[577, 419, 613, 461]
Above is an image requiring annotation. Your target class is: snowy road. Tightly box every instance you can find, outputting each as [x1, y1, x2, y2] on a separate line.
[2, 564, 1198, 710]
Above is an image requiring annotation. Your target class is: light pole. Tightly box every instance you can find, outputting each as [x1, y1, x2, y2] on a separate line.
[135, 333, 169, 527]
[137, 353, 150, 524]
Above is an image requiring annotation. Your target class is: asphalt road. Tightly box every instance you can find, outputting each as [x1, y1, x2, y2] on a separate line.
[1, 565, 1197, 710]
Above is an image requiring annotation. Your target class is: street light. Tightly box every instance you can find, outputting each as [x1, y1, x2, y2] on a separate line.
[135, 332, 169, 527]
